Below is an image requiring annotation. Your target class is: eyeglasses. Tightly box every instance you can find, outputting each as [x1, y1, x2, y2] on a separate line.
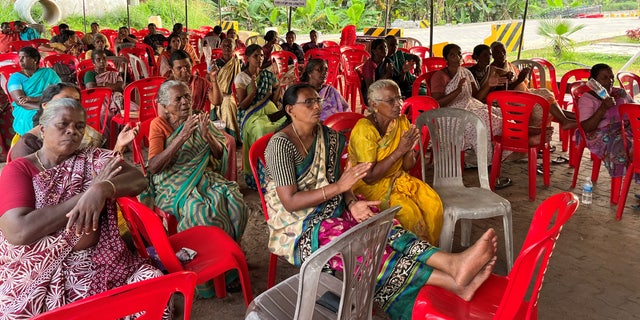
[295, 98, 324, 106]
[375, 96, 405, 105]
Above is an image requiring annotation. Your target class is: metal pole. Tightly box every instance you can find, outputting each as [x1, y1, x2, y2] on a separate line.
[218, 0, 222, 24]
[384, 0, 391, 30]
[288, 6, 292, 32]
[517, 0, 529, 60]
[82, 0, 86, 33]
[429, 0, 433, 57]
[185, 0, 188, 30]
[126, 1, 131, 31]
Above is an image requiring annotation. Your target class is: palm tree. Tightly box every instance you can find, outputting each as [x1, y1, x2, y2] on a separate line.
[537, 19, 586, 57]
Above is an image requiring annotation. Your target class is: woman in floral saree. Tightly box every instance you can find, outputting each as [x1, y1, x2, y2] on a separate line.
[234, 44, 291, 189]
[0, 98, 160, 318]
[264, 84, 498, 320]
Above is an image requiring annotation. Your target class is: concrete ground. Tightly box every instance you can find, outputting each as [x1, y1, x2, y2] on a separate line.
[186, 130, 640, 320]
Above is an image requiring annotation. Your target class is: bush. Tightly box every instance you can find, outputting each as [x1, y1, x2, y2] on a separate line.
[626, 28, 640, 41]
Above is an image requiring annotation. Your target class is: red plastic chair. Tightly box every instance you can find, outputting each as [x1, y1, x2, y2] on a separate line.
[569, 82, 621, 205]
[130, 118, 152, 176]
[0, 64, 21, 104]
[210, 48, 223, 60]
[340, 25, 357, 46]
[616, 103, 640, 220]
[461, 51, 475, 66]
[324, 112, 365, 170]
[9, 40, 35, 52]
[322, 40, 339, 47]
[191, 62, 208, 78]
[102, 30, 119, 50]
[616, 71, 640, 98]
[557, 68, 590, 154]
[80, 88, 111, 133]
[109, 76, 164, 150]
[412, 191, 579, 320]
[401, 96, 440, 178]
[32, 271, 197, 320]
[31, 39, 50, 48]
[42, 53, 80, 70]
[422, 57, 447, 74]
[270, 50, 299, 81]
[409, 46, 430, 60]
[0, 52, 19, 65]
[487, 91, 551, 201]
[233, 47, 246, 64]
[248, 132, 278, 289]
[304, 49, 341, 89]
[412, 70, 438, 97]
[340, 48, 370, 112]
[189, 33, 202, 59]
[117, 197, 254, 305]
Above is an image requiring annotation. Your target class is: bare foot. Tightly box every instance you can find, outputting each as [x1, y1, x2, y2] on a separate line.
[452, 228, 497, 286]
[454, 256, 497, 301]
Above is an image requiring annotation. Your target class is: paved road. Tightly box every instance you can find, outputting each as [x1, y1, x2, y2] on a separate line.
[401, 17, 639, 52]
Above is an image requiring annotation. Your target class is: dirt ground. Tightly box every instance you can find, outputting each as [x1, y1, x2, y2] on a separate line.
[186, 136, 640, 320]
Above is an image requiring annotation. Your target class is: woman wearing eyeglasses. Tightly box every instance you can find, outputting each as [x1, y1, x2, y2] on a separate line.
[349, 79, 443, 244]
[263, 83, 498, 320]
[301, 58, 349, 121]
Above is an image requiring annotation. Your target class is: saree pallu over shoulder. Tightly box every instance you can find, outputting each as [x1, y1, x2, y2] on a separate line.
[0, 147, 154, 318]
[265, 126, 345, 266]
[146, 121, 247, 240]
[9, 68, 61, 135]
[350, 116, 444, 244]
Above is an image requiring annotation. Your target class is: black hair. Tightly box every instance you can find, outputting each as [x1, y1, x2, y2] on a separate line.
[370, 38, 386, 54]
[442, 43, 461, 58]
[166, 33, 181, 51]
[472, 44, 490, 61]
[33, 82, 80, 126]
[18, 46, 41, 64]
[213, 25, 222, 34]
[173, 23, 183, 33]
[275, 83, 317, 129]
[590, 63, 612, 80]
[91, 49, 107, 62]
[59, 29, 76, 43]
[264, 30, 277, 42]
[147, 23, 156, 28]
[300, 58, 326, 82]
[58, 23, 69, 30]
[169, 49, 191, 67]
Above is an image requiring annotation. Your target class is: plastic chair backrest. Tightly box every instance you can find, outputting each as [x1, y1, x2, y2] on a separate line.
[512, 59, 546, 90]
[249, 132, 275, 220]
[530, 57, 559, 97]
[461, 52, 475, 65]
[234, 47, 246, 64]
[422, 57, 447, 73]
[0, 64, 20, 98]
[80, 88, 111, 133]
[9, 40, 36, 52]
[294, 206, 399, 320]
[0, 53, 19, 66]
[191, 62, 208, 77]
[324, 112, 365, 169]
[126, 54, 150, 81]
[570, 81, 591, 138]
[557, 68, 590, 107]
[245, 35, 266, 46]
[270, 50, 299, 81]
[42, 53, 79, 69]
[210, 48, 223, 60]
[340, 49, 370, 78]
[619, 103, 640, 174]
[412, 70, 437, 97]
[486, 91, 550, 151]
[340, 25, 357, 46]
[409, 46, 430, 59]
[616, 71, 640, 99]
[401, 96, 439, 124]
[322, 40, 339, 47]
[123, 76, 164, 124]
[31, 39, 50, 47]
[305, 50, 341, 87]
[416, 108, 490, 189]
[493, 192, 578, 320]
[31, 271, 198, 320]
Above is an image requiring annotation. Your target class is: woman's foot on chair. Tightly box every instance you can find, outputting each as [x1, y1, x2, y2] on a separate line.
[451, 228, 497, 287]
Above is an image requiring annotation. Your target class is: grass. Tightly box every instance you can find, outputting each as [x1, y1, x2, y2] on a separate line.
[519, 35, 640, 76]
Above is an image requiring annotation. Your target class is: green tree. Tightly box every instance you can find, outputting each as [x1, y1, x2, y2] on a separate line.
[537, 19, 586, 56]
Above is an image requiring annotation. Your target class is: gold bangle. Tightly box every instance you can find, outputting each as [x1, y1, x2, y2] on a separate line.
[321, 186, 327, 201]
[103, 179, 116, 198]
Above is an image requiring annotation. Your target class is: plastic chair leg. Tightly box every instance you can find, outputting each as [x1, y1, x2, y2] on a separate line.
[437, 213, 457, 253]
[570, 146, 585, 189]
[503, 212, 514, 271]
[616, 169, 633, 220]
[267, 253, 278, 289]
[528, 149, 537, 201]
[611, 176, 622, 206]
[214, 275, 227, 298]
[460, 219, 472, 247]
[591, 156, 602, 183]
[489, 145, 503, 191]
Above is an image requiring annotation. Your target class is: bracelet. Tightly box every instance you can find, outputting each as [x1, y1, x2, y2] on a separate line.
[347, 199, 357, 208]
[103, 179, 116, 198]
[321, 186, 327, 201]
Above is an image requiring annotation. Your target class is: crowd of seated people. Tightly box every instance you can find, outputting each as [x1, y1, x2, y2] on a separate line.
[0, 19, 634, 319]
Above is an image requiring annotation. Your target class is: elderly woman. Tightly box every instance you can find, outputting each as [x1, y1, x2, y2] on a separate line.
[214, 38, 242, 140]
[264, 84, 498, 320]
[0, 98, 161, 317]
[431, 43, 511, 187]
[578, 63, 634, 181]
[84, 50, 125, 115]
[234, 44, 291, 188]
[226, 28, 245, 49]
[8, 46, 60, 137]
[301, 58, 348, 120]
[10, 83, 137, 160]
[84, 33, 115, 60]
[349, 80, 443, 243]
[145, 80, 246, 238]
[158, 33, 182, 78]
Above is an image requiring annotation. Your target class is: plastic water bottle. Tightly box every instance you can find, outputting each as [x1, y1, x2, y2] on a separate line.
[582, 178, 593, 205]
[585, 79, 610, 100]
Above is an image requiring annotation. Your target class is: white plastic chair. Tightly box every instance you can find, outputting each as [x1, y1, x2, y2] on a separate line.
[416, 108, 514, 270]
[126, 54, 150, 81]
[245, 206, 400, 320]
[512, 59, 547, 90]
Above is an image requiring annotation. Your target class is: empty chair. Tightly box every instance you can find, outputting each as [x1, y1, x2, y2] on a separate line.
[80, 87, 111, 133]
[422, 57, 447, 73]
[32, 271, 198, 320]
[245, 206, 399, 320]
[411, 70, 438, 97]
[617, 71, 640, 100]
[324, 112, 365, 169]
[0, 52, 19, 66]
[409, 46, 430, 60]
[511, 59, 547, 90]
[416, 108, 513, 270]
[616, 103, 640, 220]
[412, 192, 579, 320]
[487, 91, 551, 201]
[340, 48, 370, 112]
[557, 68, 590, 154]
[270, 50, 299, 81]
[122, 51, 151, 81]
[117, 197, 254, 305]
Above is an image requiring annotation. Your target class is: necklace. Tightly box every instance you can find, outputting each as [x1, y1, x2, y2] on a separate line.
[34, 151, 47, 170]
[292, 123, 312, 156]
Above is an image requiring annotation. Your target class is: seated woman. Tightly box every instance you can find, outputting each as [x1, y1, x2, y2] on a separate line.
[360, 38, 391, 103]
[8, 46, 60, 138]
[234, 44, 291, 188]
[10, 82, 138, 159]
[578, 63, 635, 181]
[489, 41, 576, 131]
[431, 44, 511, 186]
[145, 80, 247, 240]
[84, 50, 125, 116]
[265, 84, 498, 320]
[226, 28, 245, 49]
[301, 58, 349, 121]
[349, 79, 443, 243]
[215, 38, 243, 141]
[0, 98, 161, 317]
[158, 34, 182, 78]
[39, 29, 84, 57]
[84, 33, 115, 60]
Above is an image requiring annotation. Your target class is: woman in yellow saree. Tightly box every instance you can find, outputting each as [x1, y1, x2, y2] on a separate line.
[350, 79, 443, 244]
